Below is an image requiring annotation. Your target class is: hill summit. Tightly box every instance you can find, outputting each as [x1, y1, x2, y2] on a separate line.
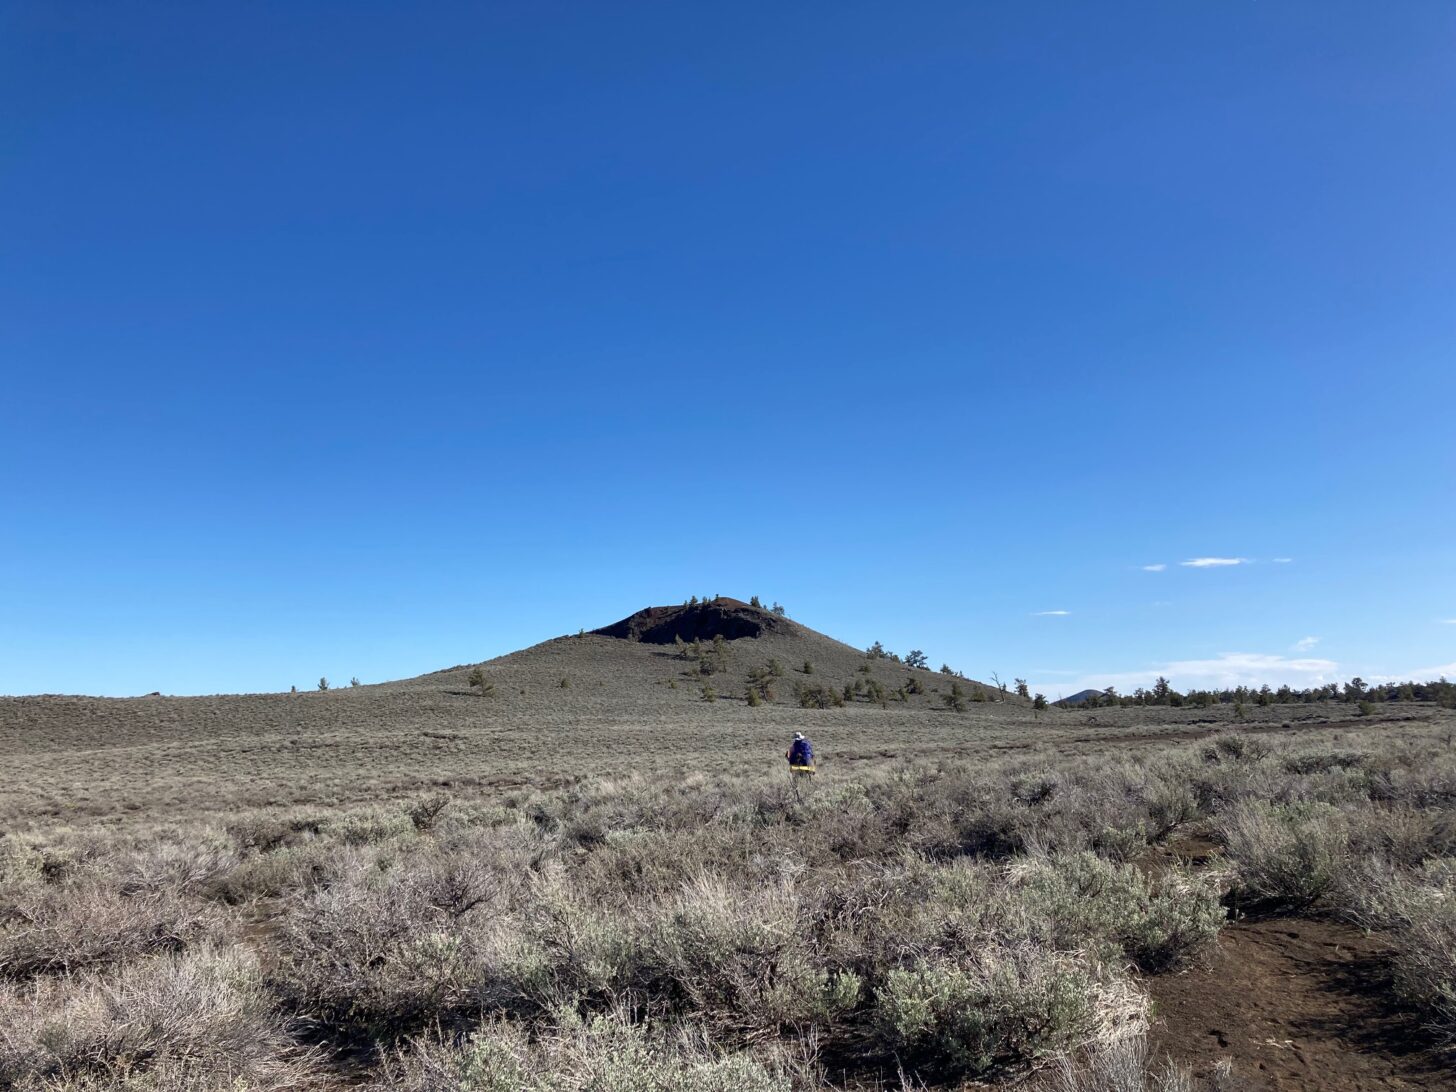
[591, 597, 793, 644]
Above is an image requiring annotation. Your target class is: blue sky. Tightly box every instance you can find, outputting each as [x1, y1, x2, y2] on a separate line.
[2, 2, 1453, 697]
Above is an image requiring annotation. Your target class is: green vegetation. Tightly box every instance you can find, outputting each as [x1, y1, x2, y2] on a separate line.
[795, 681, 844, 708]
[1056, 675, 1456, 710]
[745, 665, 777, 703]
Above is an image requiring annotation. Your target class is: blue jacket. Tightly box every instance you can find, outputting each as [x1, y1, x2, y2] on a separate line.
[788, 738, 814, 766]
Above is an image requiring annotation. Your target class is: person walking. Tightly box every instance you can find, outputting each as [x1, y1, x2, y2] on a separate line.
[786, 731, 815, 777]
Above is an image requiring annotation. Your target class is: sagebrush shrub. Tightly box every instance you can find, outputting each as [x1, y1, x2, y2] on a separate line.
[372, 1010, 799, 1092]
[0, 883, 226, 980]
[642, 876, 859, 1036]
[330, 806, 419, 847]
[1340, 863, 1456, 1040]
[115, 836, 238, 897]
[1390, 889, 1456, 1039]
[1218, 801, 1349, 909]
[272, 859, 492, 1039]
[872, 942, 1134, 1079]
[0, 946, 317, 1091]
[12, 721, 1456, 1088]
[1010, 852, 1224, 971]
[407, 793, 451, 832]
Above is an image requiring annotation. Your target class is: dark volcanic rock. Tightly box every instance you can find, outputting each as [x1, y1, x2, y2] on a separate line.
[592, 598, 788, 644]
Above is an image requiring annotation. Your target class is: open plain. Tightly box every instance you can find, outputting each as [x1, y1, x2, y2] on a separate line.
[3, 602, 1455, 1091]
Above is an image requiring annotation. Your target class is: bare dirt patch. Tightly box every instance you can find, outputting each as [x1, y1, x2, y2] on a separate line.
[1149, 916, 1454, 1090]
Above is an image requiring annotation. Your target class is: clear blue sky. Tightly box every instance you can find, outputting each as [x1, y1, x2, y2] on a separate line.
[3, 2, 1453, 697]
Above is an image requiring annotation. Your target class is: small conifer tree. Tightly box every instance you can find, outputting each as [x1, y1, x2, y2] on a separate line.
[467, 667, 495, 697]
[944, 681, 967, 712]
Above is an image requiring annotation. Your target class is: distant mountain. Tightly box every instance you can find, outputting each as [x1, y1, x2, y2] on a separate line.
[405, 597, 1023, 714]
[1057, 688, 1103, 706]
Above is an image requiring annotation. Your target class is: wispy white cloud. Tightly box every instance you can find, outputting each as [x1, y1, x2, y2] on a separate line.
[1033, 651, 1339, 699]
[1272, 557, 1294, 564]
[1033, 610, 1070, 617]
[1293, 636, 1320, 652]
[1440, 619, 1456, 625]
[1372, 662, 1456, 684]
[1141, 563, 1166, 572]
[1180, 557, 1249, 568]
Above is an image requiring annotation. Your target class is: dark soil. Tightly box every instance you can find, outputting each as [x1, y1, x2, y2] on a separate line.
[1149, 915, 1454, 1090]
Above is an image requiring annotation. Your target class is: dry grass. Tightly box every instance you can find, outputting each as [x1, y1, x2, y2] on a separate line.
[0, 946, 319, 1091]
[369, 1010, 807, 1092]
[0, 625, 1410, 826]
[1032, 1036, 1193, 1092]
[2, 633, 1453, 1089]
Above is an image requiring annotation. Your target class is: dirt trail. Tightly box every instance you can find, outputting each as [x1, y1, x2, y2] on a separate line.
[1145, 840, 1453, 1090]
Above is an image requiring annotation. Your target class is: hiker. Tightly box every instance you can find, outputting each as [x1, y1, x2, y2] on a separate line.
[786, 731, 815, 776]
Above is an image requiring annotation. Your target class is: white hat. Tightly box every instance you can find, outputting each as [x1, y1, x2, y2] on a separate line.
[793, 732, 804, 740]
